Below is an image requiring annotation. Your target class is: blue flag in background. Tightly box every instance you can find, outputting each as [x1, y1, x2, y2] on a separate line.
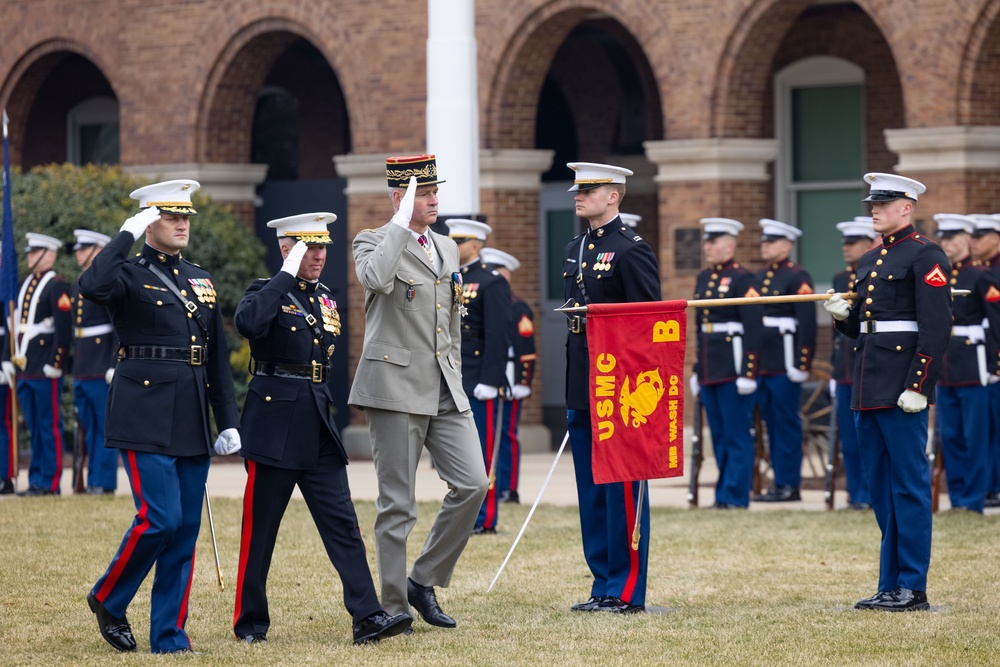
[1, 110, 18, 313]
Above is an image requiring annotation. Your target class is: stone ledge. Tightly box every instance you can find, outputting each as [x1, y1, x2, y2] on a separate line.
[885, 126, 1000, 172]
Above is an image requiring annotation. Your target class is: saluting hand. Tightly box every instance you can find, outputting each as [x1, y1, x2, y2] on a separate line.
[280, 241, 309, 277]
[120, 206, 161, 241]
[389, 176, 417, 229]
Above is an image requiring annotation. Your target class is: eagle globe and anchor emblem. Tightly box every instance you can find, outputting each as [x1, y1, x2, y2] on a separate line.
[619, 368, 665, 428]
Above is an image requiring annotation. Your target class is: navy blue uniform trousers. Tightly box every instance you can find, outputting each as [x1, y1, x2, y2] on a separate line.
[567, 409, 649, 605]
[92, 451, 209, 653]
[837, 383, 870, 505]
[854, 408, 931, 592]
[496, 398, 523, 495]
[701, 381, 755, 507]
[756, 374, 803, 488]
[471, 396, 501, 530]
[75, 378, 117, 491]
[17, 377, 63, 492]
[937, 385, 989, 512]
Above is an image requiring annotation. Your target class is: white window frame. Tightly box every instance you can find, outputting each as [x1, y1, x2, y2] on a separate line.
[773, 56, 865, 239]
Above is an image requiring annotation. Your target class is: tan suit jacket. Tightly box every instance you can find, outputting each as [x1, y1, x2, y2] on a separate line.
[349, 222, 467, 414]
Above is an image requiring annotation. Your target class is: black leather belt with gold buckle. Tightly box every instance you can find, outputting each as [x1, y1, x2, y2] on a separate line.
[567, 315, 585, 334]
[125, 345, 205, 366]
[255, 361, 329, 383]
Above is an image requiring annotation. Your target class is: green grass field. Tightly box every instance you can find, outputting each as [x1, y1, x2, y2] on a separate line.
[1, 495, 998, 666]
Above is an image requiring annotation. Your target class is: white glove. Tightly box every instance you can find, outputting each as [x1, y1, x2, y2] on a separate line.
[280, 240, 309, 277]
[213, 428, 242, 455]
[897, 390, 928, 413]
[120, 206, 161, 241]
[689, 374, 699, 397]
[105, 368, 115, 385]
[735, 377, 757, 396]
[473, 384, 499, 401]
[829, 379, 837, 397]
[990, 374, 1000, 385]
[1, 361, 15, 385]
[786, 368, 809, 383]
[510, 384, 531, 400]
[42, 364, 63, 379]
[389, 176, 417, 229]
[823, 290, 851, 321]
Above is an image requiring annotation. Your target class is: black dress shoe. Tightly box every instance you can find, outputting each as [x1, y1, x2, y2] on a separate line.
[87, 487, 115, 496]
[753, 486, 801, 502]
[407, 578, 456, 628]
[0, 478, 13, 495]
[17, 486, 55, 497]
[500, 490, 520, 504]
[353, 611, 413, 644]
[712, 501, 748, 509]
[870, 587, 929, 612]
[597, 596, 645, 614]
[239, 632, 267, 644]
[849, 502, 873, 511]
[570, 596, 607, 612]
[87, 592, 136, 652]
[472, 525, 497, 535]
[985, 494, 1000, 508]
[854, 590, 893, 609]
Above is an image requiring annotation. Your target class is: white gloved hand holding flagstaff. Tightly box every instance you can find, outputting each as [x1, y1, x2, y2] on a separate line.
[823, 289, 851, 321]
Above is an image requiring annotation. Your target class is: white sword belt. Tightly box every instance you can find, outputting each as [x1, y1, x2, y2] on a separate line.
[859, 320, 918, 334]
[700, 322, 744, 335]
[75, 324, 114, 338]
[951, 324, 986, 343]
[21, 323, 55, 337]
[762, 316, 797, 333]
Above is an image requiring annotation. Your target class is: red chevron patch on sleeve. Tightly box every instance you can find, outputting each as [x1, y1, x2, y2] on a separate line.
[797, 283, 813, 295]
[923, 264, 948, 287]
[986, 285, 1000, 302]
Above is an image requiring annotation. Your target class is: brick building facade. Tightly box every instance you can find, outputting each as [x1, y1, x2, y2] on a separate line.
[4, 0, 1000, 446]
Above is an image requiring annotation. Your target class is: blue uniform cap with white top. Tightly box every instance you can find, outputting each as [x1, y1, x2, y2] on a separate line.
[480, 247, 520, 272]
[620, 213, 641, 229]
[932, 213, 976, 238]
[699, 217, 744, 239]
[24, 232, 63, 253]
[758, 218, 802, 242]
[969, 213, 1000, 236]
[130, 179, 200, 216]
[836, 218, 876, 242]
[862, 172, 926, 202]
[566, 162, 633, 192]
[266, 212, 336, 244]
[73, 228, 111, 250]
[445, 218, 492, 241]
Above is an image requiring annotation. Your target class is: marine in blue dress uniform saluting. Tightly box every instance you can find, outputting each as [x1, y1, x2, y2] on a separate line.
[930, 213, 1000, 513]
[479, 246, 536, 505]
[5, 233, 72, 496]
[83, 180, 242, 653]
[446, 219, 511, 535]
[825, 172, 951, 611]
[562, 162, 660, 614]
[71, 229, 119, 495]
[689, 218, 763, 509]
[232, 213, 410, 645]
[830, 217, 878, 510]
[752, 219, 815, 502]
[969, 213, 1000, 508]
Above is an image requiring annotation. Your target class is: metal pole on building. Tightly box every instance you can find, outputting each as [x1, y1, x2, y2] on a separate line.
[427, 0, 480, 222]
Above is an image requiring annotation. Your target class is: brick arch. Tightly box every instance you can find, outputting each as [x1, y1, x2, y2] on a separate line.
[196, 18, 351, 167]
[0, 39, 117, 166]
[484, 3, 663, 151]
[711, 0, 812, 138]
[958, 0, 1000, 125]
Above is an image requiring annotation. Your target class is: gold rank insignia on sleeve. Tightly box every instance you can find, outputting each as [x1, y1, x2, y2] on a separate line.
[319, 296, 341, 336]
[188, 278, 217, 304]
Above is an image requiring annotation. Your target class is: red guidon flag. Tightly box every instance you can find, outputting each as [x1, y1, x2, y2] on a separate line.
[585, 300, 687, 483]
